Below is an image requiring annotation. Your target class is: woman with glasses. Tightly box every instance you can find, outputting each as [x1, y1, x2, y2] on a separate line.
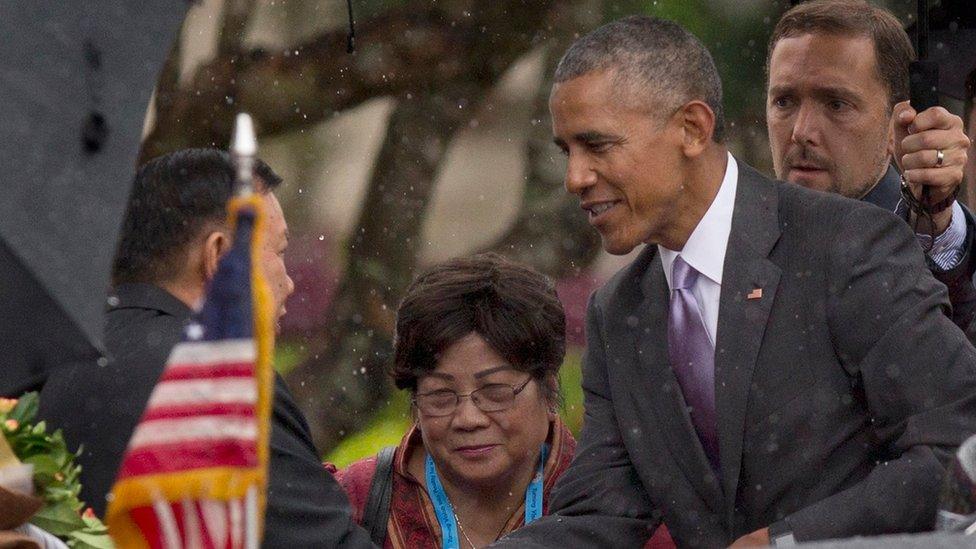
[327, 253, 576, 549]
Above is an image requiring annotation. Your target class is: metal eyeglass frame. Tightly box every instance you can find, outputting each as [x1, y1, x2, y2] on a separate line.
[413, 376, 533, 417]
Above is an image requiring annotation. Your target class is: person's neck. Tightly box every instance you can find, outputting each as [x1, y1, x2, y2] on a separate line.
[438, 447, 542, 546]
[659, 147, 728, 251]
[158, 278, 205, 310]
[855, 155, 894, 200]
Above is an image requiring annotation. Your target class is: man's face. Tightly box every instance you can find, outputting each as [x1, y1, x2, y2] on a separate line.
[766, 33, 893, 198]
[550, 70, 686, 255]
[260, 192, 294, 329]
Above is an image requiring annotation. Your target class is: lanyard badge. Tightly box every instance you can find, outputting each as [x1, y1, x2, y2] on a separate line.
[426, 444, 549, 549]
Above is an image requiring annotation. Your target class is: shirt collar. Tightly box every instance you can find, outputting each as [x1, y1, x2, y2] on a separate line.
[659, 152, 738, 288]
[861, 163, 901, 212]
[110, 283, 193, 320]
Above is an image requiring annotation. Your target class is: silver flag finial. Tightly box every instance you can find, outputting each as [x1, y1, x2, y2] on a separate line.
[231, 112, 257, 196]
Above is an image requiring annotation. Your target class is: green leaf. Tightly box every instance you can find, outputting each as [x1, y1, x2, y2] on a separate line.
[8, 392, 39, 424]
[25, 453, 62, 480]
[31, 501, 86, 536]
[81, 514, 108, 532]
[68, 530, 116, 549]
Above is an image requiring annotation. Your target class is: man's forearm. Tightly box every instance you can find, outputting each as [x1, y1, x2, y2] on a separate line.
[779, 447, 945, 542]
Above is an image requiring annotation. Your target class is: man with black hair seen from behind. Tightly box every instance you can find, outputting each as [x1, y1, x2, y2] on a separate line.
[38, 148, 376, 548]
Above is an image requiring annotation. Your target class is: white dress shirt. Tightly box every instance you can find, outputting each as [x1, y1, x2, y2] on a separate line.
[658, 153, 738, 346]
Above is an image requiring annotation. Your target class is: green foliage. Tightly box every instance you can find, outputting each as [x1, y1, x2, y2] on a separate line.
[274, 340, 308, 375]
[327, 391, 413, 468]
[642, 0, 779, 134]
[1, 392, 114, 549]
[324, 349, 585, 467]
[557, 351, 584, 436]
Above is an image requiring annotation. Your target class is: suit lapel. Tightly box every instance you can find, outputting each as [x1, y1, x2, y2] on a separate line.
[618, 247, 724, 513]
[713, 164, 782, 519]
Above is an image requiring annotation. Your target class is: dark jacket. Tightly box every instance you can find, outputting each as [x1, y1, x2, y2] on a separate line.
[862, 164, 976, 330]
[38, 283, 375, 548]
[494, 160, 976, 548]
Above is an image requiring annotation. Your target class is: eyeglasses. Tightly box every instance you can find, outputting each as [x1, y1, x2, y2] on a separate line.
[413, 377, 533, 417]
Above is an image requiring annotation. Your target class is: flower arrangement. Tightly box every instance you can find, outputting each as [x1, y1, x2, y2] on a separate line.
[0, 392, 114, 548]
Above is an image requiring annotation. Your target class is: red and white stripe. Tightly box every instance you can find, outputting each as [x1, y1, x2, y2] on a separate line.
[118, 339, 262, 548]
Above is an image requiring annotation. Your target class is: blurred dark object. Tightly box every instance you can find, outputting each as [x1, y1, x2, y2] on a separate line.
[799, 532, 975, 547]
[0, 1, 187, 395]
[936, 433, 976, 534]
[906, 0, 976, 101]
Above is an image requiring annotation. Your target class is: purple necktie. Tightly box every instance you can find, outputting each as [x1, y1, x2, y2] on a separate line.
[667, 256, 720, 473]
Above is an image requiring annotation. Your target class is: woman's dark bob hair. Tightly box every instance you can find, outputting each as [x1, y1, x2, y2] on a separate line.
[392, 253, 566, 403]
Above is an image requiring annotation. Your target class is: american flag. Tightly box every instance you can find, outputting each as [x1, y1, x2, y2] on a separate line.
[107, 194, 275, 549]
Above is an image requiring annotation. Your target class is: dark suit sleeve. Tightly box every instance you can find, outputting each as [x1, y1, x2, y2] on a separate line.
[782, 206, 976, 541]
[262, 375, 376, 549]
[928, 203, 976, 332]
[493, 294, 658, 548]
[38, 356, 142, 517]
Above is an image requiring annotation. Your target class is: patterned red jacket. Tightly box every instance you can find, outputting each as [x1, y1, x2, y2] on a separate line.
[327, 417, 674, 548]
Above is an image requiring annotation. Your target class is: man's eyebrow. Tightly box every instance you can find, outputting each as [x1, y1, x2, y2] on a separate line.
[554, 132, 620, 147]
[576, 131, 619, 142]
[811, 85, 861, 103]
[425, 372, 453, 381]
[768, 83, 861, 104]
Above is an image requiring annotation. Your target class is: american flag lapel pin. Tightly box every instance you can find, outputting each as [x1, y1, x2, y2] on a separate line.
[747, 287, 763, 300]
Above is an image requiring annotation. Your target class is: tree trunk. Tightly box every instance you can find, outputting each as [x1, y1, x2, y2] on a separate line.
[484, 1, 604, 277]
[282, 0, 557, 452]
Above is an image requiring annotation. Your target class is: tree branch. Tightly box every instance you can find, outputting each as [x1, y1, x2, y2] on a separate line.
[216, 0, 257, 58]
[142, 1, 553, 160]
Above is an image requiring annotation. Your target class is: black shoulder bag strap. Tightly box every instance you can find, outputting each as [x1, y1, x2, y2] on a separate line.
[362, 446, 396, 546]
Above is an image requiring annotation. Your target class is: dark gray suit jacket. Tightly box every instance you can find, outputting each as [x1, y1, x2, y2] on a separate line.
[496, 161, 976, 548]
[863, 164, 976, 332]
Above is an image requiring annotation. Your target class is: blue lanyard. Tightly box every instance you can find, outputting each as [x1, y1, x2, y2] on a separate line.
[425, 444, 549, 549]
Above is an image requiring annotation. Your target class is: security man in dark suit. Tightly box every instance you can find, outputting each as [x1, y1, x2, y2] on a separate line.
[493, 15, 976, 548]
[38, 149, 375, 548]
[766, 0, 976, 330]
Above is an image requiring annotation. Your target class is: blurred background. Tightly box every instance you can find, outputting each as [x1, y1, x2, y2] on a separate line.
[139, 0, 957, 464]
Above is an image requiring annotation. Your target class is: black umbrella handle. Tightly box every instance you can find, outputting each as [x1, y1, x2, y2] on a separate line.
[906, 0, 939, 228]
[910, 60, 940, 112]
[911, 0, 939, 111]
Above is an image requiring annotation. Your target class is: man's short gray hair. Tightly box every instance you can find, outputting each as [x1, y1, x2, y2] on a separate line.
[554, 15, 725, 143]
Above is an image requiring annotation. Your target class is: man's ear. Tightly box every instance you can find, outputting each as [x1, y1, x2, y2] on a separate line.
[886, 111, 898, 158]
[679, 100, 717, 157]
[202, 230, 230, 282]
